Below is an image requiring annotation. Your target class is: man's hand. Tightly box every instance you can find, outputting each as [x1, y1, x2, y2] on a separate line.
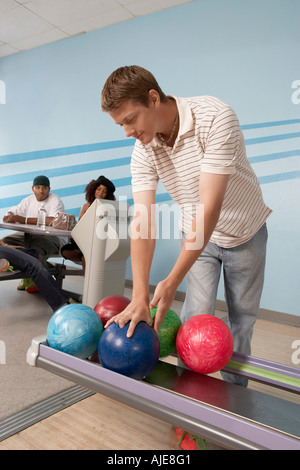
[149, 278, 178, 333]
[104, 277, 178, 338]
[3, 214, 25, 224]
[104, 297, 152, 338]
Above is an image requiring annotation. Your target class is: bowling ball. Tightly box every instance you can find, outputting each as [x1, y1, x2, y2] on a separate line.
[47, 304, 103, 359]
[94, 295, 131, 327]
[150, 307, 182, 357]
[176, 315, 234, 374]
[98, 321, 160, 380]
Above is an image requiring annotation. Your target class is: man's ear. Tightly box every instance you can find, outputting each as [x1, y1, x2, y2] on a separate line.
[148, 89, 160, 107]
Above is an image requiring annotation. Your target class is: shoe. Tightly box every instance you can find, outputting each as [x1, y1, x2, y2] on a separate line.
[176, 428, 206, 450]
[60, 298, 77, 308]
[0, 259, 14, 272]
[17, 278, 38, 292]
[25, 278, 38, 293]
[26, 283, 39, 293]
[17, 277, 32, 290]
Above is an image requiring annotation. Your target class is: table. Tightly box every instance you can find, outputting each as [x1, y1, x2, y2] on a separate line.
[0, 222, 71, 247]
[0, 222, 82, 291]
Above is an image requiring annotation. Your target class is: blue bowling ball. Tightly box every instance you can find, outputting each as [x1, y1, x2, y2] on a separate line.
[47, 304, 103, 359]
[98, 321, 160, 380]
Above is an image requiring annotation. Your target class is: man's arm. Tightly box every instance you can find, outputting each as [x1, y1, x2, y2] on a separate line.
[3, 207, 18, 222]
[105, 190, 157, 337]
[150, 172, 229, 332]
[2, 198, 51, 225]
[2, 213, 54, 226]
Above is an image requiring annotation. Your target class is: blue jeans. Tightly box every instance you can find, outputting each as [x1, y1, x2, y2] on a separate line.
[0, 246, 68, 311]
[180, 223, 268, 386]
[2, 232, 61, 268]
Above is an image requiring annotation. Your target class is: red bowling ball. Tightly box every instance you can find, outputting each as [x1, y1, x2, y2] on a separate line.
[94, 295, 131, 327]
[176, 315, 234, 374]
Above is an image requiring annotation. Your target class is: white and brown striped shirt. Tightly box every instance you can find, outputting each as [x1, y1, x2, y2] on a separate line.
[131, 95, 272, 248]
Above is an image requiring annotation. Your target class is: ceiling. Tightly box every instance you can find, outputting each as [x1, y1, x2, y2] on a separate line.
[0, 0, 192, 59]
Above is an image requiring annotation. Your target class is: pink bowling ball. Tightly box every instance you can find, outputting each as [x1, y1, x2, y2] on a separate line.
[176, 315, 234, 374]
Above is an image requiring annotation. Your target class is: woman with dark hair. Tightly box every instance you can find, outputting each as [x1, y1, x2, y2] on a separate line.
[61, 176, 116, 272]
[85, 176, 116, 202]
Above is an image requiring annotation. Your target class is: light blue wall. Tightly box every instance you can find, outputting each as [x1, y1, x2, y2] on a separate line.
[0, 0, 299, 316]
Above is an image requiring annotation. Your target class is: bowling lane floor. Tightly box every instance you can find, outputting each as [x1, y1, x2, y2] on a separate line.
[0, 275, 299, 450]
[0, 276, 79, 421]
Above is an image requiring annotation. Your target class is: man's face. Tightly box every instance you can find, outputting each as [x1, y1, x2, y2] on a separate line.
[109, 98, 159, 145]
[32, 185, 50, 202]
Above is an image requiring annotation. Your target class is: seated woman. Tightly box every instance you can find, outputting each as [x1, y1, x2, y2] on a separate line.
[61, 175, 116, 273]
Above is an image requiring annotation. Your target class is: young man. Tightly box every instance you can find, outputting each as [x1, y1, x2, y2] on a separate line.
[2, 175, 67, 288]
[101, 66, 271, 384]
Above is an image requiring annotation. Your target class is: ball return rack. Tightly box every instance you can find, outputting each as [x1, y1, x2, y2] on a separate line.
[26, 335, 300, 450]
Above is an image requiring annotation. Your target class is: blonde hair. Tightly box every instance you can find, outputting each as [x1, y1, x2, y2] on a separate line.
[101, 65, 167, 112]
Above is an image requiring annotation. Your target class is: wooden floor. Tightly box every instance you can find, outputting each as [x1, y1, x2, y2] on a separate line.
[0, 394, 179, 451]
[0, 316, 299, 450]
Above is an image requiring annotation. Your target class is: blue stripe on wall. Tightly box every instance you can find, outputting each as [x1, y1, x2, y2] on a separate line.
[241, 119, 300, 130]
[248, 149, 300, 164]
[245, 132, 300, 145]
[0, 139, 136, 164]
[0, 156, 131, 186]
[258, 170, 300, 184]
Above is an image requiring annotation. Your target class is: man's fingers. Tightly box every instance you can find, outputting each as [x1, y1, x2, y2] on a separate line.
[103, 300, 152, 338]
[103, 311, 139, 339]
[126, 320, 139, 338]
[149, 295, 158, 310]
[152, 305, 166, 333]
[104, 312, 126, 328]
[117, 315, 129, 329]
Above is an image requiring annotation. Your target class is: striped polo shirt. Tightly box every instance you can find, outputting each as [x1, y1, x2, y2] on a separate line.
[131, 95, 272, 248]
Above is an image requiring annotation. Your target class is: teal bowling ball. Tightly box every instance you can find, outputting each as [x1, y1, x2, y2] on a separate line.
[47, 304, 103, 359]
[150, 307, 182, 358]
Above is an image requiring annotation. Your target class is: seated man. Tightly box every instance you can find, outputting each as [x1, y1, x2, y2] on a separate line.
[0, 242, 75, 311]
[2, 175, 67, 290]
